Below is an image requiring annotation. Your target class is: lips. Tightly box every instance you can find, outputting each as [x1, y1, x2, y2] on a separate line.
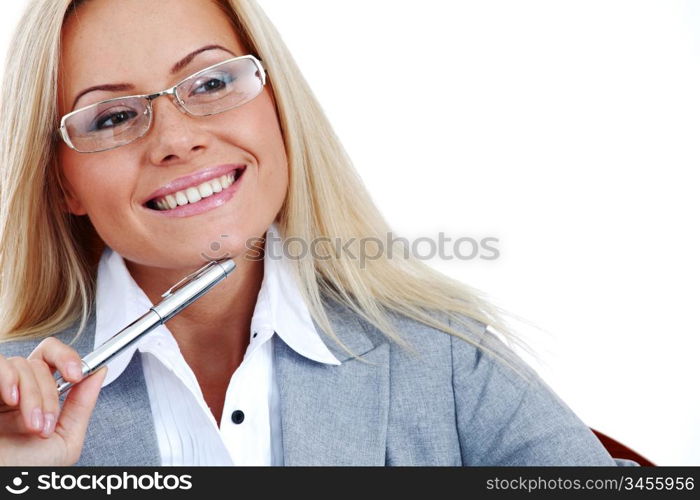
[144, 166, 246, 217]
[142, 164, 247, 206]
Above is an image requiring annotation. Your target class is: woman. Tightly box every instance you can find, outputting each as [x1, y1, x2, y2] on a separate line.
[0, 0, 637, 466]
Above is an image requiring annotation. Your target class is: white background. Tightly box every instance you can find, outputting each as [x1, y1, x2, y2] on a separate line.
[2, 0, 698, 465]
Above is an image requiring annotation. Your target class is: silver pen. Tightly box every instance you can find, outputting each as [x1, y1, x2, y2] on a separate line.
[55, 257, 236, 395]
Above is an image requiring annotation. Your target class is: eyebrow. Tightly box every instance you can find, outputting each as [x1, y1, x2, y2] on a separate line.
[70, 44, 237, 111]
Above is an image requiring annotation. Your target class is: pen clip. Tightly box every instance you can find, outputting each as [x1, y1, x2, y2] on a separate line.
[160, 260, 220, 299]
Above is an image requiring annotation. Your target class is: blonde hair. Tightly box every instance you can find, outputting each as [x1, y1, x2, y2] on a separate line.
[0, 0, 542, 384]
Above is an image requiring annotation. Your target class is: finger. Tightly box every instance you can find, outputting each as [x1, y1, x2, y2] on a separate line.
[55, 366, 107, 452]
[29, 359, 59, 438]
[28, 337, 84, 384]
[0, 354, 19, 408]
[9, 358, 44, 434]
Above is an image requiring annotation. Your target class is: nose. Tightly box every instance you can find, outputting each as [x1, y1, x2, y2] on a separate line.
[145, 92, 209, 165]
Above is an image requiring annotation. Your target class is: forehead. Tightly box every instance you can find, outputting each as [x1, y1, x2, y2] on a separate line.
[58, 0, 245, 114]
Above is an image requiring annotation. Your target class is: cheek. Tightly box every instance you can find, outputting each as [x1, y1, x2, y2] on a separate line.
[257, 132, 288, 204]
[58, 148, 139, 216]
[256, 100, 289, 186]
[58, 148, 90, 214]
[215, 95, 289, 193]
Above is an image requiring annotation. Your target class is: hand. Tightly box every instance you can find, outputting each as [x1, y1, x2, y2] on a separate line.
[0, 337, 107, 466]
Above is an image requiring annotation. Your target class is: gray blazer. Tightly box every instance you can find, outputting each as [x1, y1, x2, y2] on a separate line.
[0, 295, 638, 466]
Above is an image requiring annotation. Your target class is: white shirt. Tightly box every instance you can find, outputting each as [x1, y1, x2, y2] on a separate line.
[94, 222, 341, 465]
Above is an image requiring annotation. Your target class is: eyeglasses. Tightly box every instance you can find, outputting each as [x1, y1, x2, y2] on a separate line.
[58, 54, 267, 153]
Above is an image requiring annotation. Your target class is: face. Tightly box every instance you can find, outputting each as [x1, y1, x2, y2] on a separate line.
[57, 0, 288, 271]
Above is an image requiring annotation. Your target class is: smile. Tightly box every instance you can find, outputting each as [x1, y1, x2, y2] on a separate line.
[144, 166, 247, 218]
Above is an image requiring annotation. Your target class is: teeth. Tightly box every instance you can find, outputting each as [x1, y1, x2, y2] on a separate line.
[165, 194, 178, 210]
[185, 187, 201, 204]
[150, 171, 238, 211]
[175, 191, 189, 206]
[198, 182, 213, 198]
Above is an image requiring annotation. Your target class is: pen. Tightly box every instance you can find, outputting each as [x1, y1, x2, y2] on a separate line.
[55, 257, 236, 395]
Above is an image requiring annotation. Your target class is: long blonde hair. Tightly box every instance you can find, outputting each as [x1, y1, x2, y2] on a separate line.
[0, 0, 541, 383]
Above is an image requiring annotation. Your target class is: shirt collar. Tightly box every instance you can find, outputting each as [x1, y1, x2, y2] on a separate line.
[255, 223, 340, 365]
[94, 221, 340, 388]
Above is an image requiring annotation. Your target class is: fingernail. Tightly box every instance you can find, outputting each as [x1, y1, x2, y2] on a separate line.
[67, 362, 82, 380]
[42, 413, 55, 436]
[9, 384, 18, 405]
[31, 407, 44, 431]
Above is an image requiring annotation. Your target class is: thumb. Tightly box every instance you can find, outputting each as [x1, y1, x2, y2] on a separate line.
[55, 366, 108, 447]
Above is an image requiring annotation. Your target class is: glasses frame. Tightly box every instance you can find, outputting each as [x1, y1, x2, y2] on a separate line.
[58, 54, 267, 153]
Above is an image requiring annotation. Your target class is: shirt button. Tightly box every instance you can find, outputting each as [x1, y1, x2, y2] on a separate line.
[231, 410, 245, 424]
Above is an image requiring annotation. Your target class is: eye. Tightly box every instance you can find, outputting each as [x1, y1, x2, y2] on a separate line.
[91, 108, 139, 131]
[190, 72, 236, 96]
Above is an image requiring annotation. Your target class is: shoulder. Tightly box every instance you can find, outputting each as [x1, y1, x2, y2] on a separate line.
[0, 313, 94, 360]
[355, 303, 541, 396]
[0, 336, 43, 359]
[371, 305, 509, 380]
[359, 306, 620, 465]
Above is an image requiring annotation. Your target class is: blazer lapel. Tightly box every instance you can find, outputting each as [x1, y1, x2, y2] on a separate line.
[274, 297, 390, 465]
[77, 350, 161, 465]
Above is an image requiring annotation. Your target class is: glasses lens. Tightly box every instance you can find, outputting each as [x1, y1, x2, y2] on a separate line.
[63, 96, 150, 152]
[176, 57, 264, 116]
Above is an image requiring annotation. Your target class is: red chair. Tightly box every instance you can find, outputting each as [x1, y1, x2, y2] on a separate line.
[590, 428, 655, 466]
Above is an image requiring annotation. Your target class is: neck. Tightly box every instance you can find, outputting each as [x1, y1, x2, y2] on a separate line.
[124, 247, 264, 371]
